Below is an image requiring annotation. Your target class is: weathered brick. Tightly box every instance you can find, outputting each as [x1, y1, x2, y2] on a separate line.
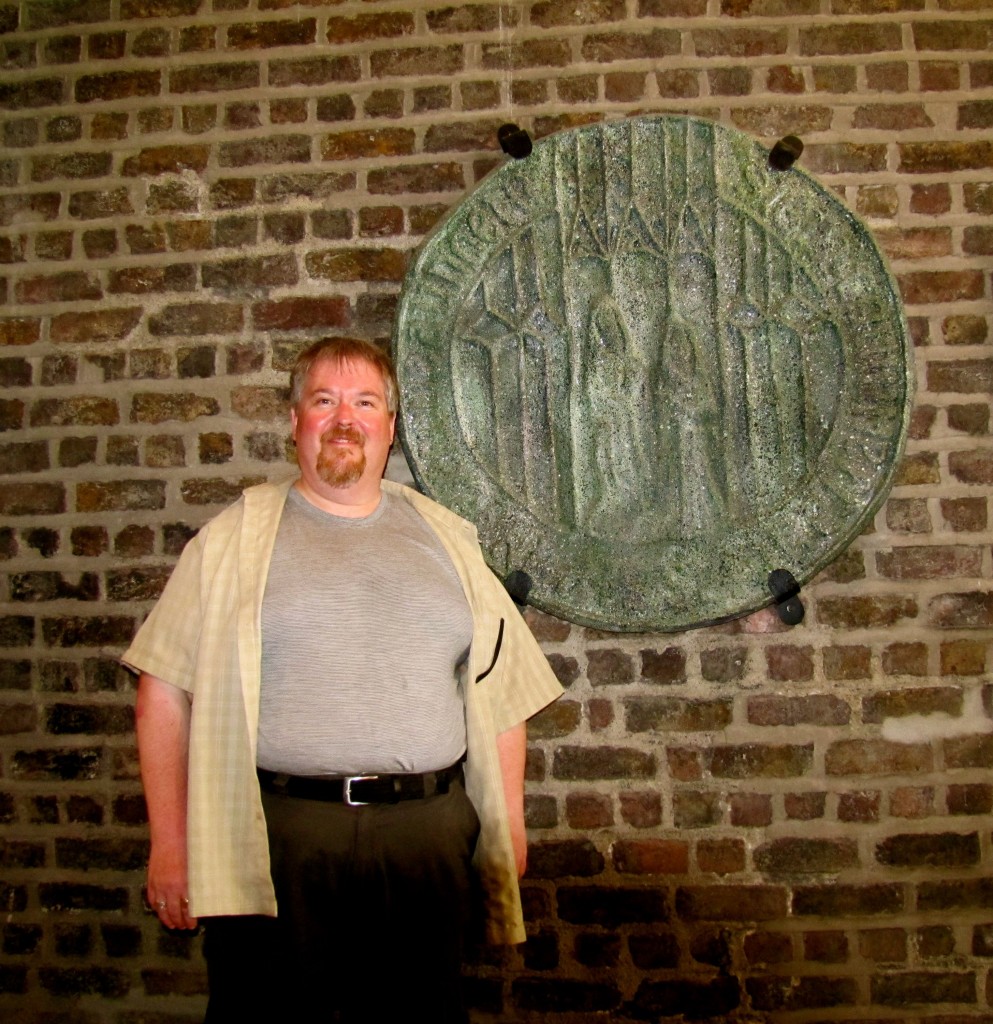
[0, 76, 65, 109]
[755, 838, 858, 876]
[801, 22, 902, 55]
[696, 647, 747, 685]
[900, 141, 993, 173]
[838, 789, 881, 823]
[767, 64, 805, 93]
[694, 26, 787, 57]
[672, 790, 721, 828]
[529, 699, 580, 738]
[231, 386, 287, 422]
[890, 786, 934, 819]
[108, 262, 195, 294]
[929, 591, 993, 628]
[803, 930, 848, 963]
[553, 745, 655, 780]
[370, 44, 463, 78]
[877, 545, 983, 579]
[227, 18, 315, 49]
[321, 128, 414, 162]
[805, 142, 887, 173]
[709, 744, 812, 778]
[512, 977, 620, 1013]
[900, 270, 985, 305]
[864, 686, 961, 723]
[558, 885, 668, 926]
[50, 307, 141, 345]
[425, 120, 504, 154]
[826, 739, 932, 776]
[765, 645, 814, 682]
[676, 885, 786, 922]
[169, 62, 259, 93]
[638, 646, 685, 684]
[585, 648, 632, 686]
[748, 975, 857, 1011]
[75, 70, 158, 105]
[16, 270, 101, 304]
[368, 162, 463, 195]
[527, 839, 604, 878]
[271, 55, 360, 89]
[76, 480, 165, 513]
[941, 638, 986, 676]
[948, 783, 993, 816]
[148, 302, 242, 337]
[872, 969, 976, 1006]
[326, 11, 413, 45]
[748, 694, 850, 726]
[130, 392, 219, 424]
[181, 476, 264, 506]
[579, 28, 679, 63]
[626, 697, 732, 733]
[306, 248, 406, 283]
[202, 254, 297, 293]
[884, 638, 929, 679]
[121, 144, 208, 177]
[817, 595, 917, 628]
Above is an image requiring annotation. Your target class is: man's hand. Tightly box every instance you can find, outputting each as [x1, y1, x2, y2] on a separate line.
[137, 673, 198, 930]
[496, 721, 528, 878]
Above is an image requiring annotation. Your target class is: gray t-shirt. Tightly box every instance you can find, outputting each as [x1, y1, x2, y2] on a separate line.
[256, 487, 473, 775]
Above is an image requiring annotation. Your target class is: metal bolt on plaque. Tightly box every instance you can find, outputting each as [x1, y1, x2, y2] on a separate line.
[394, 116, 914, 632]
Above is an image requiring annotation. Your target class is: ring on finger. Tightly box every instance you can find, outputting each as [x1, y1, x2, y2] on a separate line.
[156, 899, 166, 910]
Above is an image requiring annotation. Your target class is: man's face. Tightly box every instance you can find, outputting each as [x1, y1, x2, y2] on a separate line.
[291, 358, 396, 497]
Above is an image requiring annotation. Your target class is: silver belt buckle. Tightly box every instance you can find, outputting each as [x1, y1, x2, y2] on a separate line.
[343, 775, 378, 806]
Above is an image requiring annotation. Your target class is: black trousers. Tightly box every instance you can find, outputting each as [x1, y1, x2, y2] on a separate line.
[202, 779, 480, 1023]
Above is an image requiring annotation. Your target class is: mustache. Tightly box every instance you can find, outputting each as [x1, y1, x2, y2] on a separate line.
[321, 426, 364, 446]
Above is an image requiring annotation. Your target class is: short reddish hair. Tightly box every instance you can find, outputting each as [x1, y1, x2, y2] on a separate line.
[289, 337, 398, 413]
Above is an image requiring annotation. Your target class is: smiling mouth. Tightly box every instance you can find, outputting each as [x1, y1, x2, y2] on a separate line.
[322, 428, 364, 447]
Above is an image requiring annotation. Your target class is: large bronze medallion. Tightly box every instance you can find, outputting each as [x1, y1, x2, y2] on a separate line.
[394, 116, 913, 632]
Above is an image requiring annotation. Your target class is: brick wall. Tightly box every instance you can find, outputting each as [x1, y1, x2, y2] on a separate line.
[0, 0, 991, 1019]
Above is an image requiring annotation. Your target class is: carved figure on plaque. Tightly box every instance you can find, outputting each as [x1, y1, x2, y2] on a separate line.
[395, 116, 913, 632]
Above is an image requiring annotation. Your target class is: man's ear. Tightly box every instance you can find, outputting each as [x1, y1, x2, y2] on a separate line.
[389, 411, 396, 444]
[290, 406, 298, 440]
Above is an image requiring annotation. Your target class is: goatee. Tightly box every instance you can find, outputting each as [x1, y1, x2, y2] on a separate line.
[316, 427, 365, 487]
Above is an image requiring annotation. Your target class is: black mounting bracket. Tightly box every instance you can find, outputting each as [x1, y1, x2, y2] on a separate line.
[769, 134, 803, 171]
[768, 568, 804, 626]
[503, 569, 533, 608]
[498, 123, 533, 160]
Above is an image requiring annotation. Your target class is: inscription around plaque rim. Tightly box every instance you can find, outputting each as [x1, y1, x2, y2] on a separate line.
[394, 116, 914, 632]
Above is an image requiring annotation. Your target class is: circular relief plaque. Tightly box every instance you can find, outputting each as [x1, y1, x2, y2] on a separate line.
[394, 116, 914, 632]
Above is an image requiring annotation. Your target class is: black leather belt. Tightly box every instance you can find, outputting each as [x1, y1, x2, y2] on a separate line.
[256, 760, 464, 806]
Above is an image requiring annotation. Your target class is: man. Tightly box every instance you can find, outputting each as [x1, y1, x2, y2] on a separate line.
[125, 337, 562, 1021]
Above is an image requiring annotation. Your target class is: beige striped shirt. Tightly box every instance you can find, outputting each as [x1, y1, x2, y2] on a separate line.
[123, 477, 562, 944]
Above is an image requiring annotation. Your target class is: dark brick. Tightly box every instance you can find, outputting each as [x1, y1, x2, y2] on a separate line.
[39, 966, 129, 998]
[512, 977, 620, 1013]
[709, 744, 812, 778]
[755, 838, 858, 876]
[748, 975, 857, 1011]
[929, 591, 993, 628]
[75, 70, 158, 103]
[626, 697, 731, 733]
[817, 595, 917, 628]
[553, 745, 655, 780]
[170, 62, 259, 94]
[676, 885, 787, 921]
[558, 885, 669, 926]
[305, 248, 405, 283]
[838, 789, 881, 823]
[673, 790, 722, 828]
[876, 831, 980, 868]
[863, 686, 962, 723]
[121, 144, 208, 177]
[871, 970, 975, 1006]
[527, 839, 604, 878]
[625, 977, 740, 1019]
[794, 883, 904, 916]
[76, 480, 164, 512]
[614, 839, 689, 875]
[581, 28, 679, 61]
[55, 837, 147, 871]
[10, 747, 101, 781]
[0, 481, 65, 515]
